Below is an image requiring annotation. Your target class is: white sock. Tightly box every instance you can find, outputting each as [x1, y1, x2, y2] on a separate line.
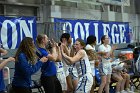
[120, 90, 126, 93]
[116, 92, 120, 93]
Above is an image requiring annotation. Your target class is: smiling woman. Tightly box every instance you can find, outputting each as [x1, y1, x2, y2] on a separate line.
[61, 38, 93, 93]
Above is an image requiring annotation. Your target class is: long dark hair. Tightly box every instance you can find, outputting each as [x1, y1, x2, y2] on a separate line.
[86, 35, 96, 45]
[60, 33, 70, 42]
[101, 35, 107, 44]
[15, 37, 37, 64]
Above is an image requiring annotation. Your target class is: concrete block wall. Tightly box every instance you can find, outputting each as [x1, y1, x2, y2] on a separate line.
[135, 0, 140, 14]
[47, 0, 138, 23]
[115, 12, 122, 22]
[122, 13, 129, 22]
[6, 0, 41, 4]
[46, 0, 140, 38]
[60, 6, 101, 20]
[49, 0, 101, 20]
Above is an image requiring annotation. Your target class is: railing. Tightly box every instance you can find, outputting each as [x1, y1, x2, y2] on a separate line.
[133, 26, 140, 46]
[3, 66, 10, 84]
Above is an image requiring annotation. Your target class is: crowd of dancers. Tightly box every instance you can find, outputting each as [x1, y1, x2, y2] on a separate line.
[0, 33, 134, 93]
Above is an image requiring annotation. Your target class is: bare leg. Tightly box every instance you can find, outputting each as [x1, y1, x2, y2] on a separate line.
[112, 73, 124, 92]
[125, 73, 130, 89]
[72, 79, 78, 91]
[66, 75, 73, 92]
[105, 74, 111, 93]
[98, 75, 107, 93]
[90, 77, 95, 93]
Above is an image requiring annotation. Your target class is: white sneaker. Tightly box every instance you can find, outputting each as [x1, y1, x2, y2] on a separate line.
[126, 88, 134, 93]
[116, 92, 120, 93]
[120, 90, 128, 93]
[127, 90, 134, 93]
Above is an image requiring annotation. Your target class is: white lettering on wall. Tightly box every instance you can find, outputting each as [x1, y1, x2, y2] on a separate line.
[74, 22, 85, 40]
[84, 23, 90, 39]
[103, 24, 110, 35]
[62, 22, 72, 33]
[56, 19, 130, 44]
[118, 24, 126, 43]
[93, 23, 99, 44]
[0, 19, 34, 49]
[111, 24, 118, 44]
[19, 20, 33, 40]
[115, 34, 119, 43]
[1, 20, 18, 49]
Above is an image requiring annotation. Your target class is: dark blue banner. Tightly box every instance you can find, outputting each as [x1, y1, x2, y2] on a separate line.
[0, 16, 37, 49]
[54, 18, 130, 44]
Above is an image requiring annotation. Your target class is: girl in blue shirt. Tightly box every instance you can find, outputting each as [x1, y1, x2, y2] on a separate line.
[12, 37, 48, 93]
[36, 34, 62, 93]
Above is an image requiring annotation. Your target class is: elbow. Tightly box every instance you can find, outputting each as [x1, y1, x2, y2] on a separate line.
[1, 50, 8, 56]
[48, 54, 58, 62]
[56, 58, 61, 62]
[50, 57, 57, 62]
[53, 58, 57, 62]
[66, 56, 75, 64]
[69, 59, 75, 64]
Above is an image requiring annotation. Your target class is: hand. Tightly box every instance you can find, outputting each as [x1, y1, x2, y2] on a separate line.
[60, 44, 64, 53]
[56, 43, 59, 49]
[40, 57, 48, 63]
[61, 43, 67, 50]
[61, 44, 69, 55]
[71, 44, 76, 51]
[104, 52, 110, 58]
[50, 39, 56, 48]
[112, 45, 117, 50]
[60, 45, 66, 57]
[7, 57, 15, 62]
[55, 43, 60, 53]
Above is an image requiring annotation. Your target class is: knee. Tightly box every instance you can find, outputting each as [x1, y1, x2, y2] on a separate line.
[100, 80, 107, 86]
[114, 77, 123, 83]
[126, 74, 130, 80]
[122, 73, 130, 80]
[106, 80, 111, 85]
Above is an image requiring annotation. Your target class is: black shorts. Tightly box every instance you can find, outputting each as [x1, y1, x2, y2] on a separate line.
[41, 75, 62, 93]
[12, 85, 32, 93]
[0, 91, 5, 93]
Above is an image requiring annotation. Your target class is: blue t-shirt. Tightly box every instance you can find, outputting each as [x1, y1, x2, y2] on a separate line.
[12, 53, 43, 88]
[37, 48, 57, 76]
[0, 70, 5, 91]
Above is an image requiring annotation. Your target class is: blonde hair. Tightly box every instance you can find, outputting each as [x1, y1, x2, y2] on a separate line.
[36, 34, 46, 48]
[15, 37, 37, 64]
[86, 50, 98, 61]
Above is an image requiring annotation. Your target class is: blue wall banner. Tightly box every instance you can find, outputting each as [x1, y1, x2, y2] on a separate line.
[0, 16, 37, 49]
[54, 18, 130, 44]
